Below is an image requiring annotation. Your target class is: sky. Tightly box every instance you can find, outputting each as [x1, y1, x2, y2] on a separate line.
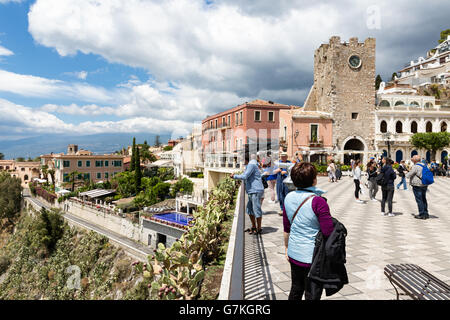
[0, 0, 449, 142]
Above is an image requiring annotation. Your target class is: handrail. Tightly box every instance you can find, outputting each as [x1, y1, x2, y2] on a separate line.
[218, 183, 245, 300]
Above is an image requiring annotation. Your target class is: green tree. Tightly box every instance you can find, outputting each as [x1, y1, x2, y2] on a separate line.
[0, 172, 22, 226]
[41, 165, 49, 185]
[0, 152, 4, 160]
[410, 132, 450, 160]
[133, 188, 157, 208]
[163, 145, 173, 151]
[16, 157, 25, 162]
[391, 72, 398, 81]
[35, 208, 64, 252]
[154, 135, 161, 147]
[439, 29, 450, 44]
[65, 170, 82, 192]
[135, 146, 142, 192]
[375, 74, 382, 90]
[153, 182, 171, 201]
[170, 177, 194, 197]
[112, 171, 136, 198]
[130, 137, 136, 172]
[47, 169, 56, 191]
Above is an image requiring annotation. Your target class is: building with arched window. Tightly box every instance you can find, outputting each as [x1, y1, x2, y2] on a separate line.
[375, 82, 450, 163]
[0, 160, 40, 187]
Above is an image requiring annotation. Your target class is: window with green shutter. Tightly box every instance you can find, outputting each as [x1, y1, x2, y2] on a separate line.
[104, 172, 109, 179]
[97, 172, 102, 179]
[63, 160, 70, 168]
[84, 173, 90, 180]
[78, 160, 82, 167]
[63, 173, 69, 182]
[104, 160, 109, 167]
[86, 160, 91, 167]
[95, 160, 103, 167]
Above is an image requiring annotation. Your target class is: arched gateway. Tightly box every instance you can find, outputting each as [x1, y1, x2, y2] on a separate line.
[343, 138, 366, 165]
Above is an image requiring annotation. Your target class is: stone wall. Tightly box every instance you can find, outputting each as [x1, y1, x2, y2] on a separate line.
[65, 201, 143, 242]
[304, 36, 377, 156]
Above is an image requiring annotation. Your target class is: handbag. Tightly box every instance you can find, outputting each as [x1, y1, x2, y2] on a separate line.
[261, 175, 268, 189]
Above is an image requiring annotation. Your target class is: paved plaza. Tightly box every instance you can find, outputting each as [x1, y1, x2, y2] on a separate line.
[243, 175, 450, 300]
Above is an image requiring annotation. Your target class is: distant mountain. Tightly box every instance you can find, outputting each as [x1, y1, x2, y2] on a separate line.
[0, 133, 171, 159]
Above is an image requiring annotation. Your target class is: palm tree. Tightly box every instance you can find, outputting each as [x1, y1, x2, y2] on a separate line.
[68, 170, 82, 192]
[41, 165, 49, 185]
[47, 169, 56, 191]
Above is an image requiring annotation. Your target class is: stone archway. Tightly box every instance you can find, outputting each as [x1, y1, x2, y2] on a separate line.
[343, 137, 366, 165]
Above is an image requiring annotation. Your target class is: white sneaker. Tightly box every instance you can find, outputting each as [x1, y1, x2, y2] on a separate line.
[381, 211, 387, 216]
[371, 199, 378, 202]
[388, 213, 395, 217]
[268, 200, 275, 204]
[355, 199, 364, 203]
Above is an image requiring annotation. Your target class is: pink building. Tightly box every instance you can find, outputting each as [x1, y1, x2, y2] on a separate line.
[279, 108, 334, 163]
[201, 99, 293, 154]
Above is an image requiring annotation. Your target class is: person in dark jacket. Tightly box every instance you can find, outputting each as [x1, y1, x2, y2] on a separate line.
[396, 160, 408, 190]
[283, 162, 334, 300]
[367, 160, 378, 201]
[380, 157, 396, 217]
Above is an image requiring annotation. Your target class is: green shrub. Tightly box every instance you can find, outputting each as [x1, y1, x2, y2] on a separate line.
[129, 177, 238, 300]
[31, 208, 65, 254]
[0, 255, 11, 275]
[170, 178, 194, 197]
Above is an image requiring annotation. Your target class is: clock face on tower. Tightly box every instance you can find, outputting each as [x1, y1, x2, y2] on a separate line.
[348, 55, 362, 69]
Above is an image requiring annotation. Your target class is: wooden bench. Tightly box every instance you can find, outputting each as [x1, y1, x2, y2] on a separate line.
[384, 264, 450, 300]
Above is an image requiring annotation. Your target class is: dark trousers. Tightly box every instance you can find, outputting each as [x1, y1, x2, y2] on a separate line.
[381, 185, 394, 213]
[354, 180, 360, 198]
[288, 262, 322, 300]
[412, 186, 429, 217]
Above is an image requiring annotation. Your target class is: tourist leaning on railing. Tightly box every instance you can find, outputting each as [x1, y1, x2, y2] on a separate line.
[231, 153, 264, 235]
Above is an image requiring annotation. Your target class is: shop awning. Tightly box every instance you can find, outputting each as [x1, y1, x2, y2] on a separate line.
[79, 189, 116, 199]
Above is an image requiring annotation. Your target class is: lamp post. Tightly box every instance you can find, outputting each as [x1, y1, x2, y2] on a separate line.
[382, 132, 398, 159]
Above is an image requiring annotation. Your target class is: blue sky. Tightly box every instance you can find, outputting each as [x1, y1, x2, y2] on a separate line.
[0, 0, 449, 143]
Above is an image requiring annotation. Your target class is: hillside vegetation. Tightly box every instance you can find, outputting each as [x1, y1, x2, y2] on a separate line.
[0, 208, 142, 300]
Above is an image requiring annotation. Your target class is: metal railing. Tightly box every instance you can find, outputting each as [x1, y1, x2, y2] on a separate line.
[218, 183, 245, 300]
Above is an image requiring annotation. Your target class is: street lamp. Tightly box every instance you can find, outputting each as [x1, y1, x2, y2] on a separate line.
[381, 132, 398, 159]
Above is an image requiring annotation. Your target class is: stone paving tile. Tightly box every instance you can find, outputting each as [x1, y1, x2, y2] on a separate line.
[275, 281, 292, 292]
[244, 176, 450, 300]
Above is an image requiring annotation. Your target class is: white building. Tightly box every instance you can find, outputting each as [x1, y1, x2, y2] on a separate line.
[396, 35, 450, 87]
[375, 82, 450, 163]
[172, 124, 204, 178]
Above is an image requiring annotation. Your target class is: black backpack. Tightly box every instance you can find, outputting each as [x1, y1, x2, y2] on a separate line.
[375, 171, 385, 186]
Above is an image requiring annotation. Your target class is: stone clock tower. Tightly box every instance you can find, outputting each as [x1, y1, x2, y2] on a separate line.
[304, 36, 376, 164]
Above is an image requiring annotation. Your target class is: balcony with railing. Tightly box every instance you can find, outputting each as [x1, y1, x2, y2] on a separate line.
[204, 152, 243, 170]
[309, 135, 324, 147]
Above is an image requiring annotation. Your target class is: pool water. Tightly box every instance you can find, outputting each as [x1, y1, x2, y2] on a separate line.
[153, 212, 192, 226]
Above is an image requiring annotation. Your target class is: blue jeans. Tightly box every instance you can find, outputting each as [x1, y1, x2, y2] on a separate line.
[247, 192, 263, 218]
[412, 186, 429, 217]
[396, 176, 407, 190]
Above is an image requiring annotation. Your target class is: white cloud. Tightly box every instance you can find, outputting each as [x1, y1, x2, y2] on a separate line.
[27, 0, 450, 99]
[0, 69, 117, 103]
[0, 45, 13, 56]
[40, 80, 252, 122]
[0, 98, 194, 135]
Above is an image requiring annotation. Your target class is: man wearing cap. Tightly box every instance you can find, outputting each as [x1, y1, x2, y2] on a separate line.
[274, 152, 291, 216]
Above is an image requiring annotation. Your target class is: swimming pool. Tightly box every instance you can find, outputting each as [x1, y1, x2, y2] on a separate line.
[152, 212, 193, 226]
